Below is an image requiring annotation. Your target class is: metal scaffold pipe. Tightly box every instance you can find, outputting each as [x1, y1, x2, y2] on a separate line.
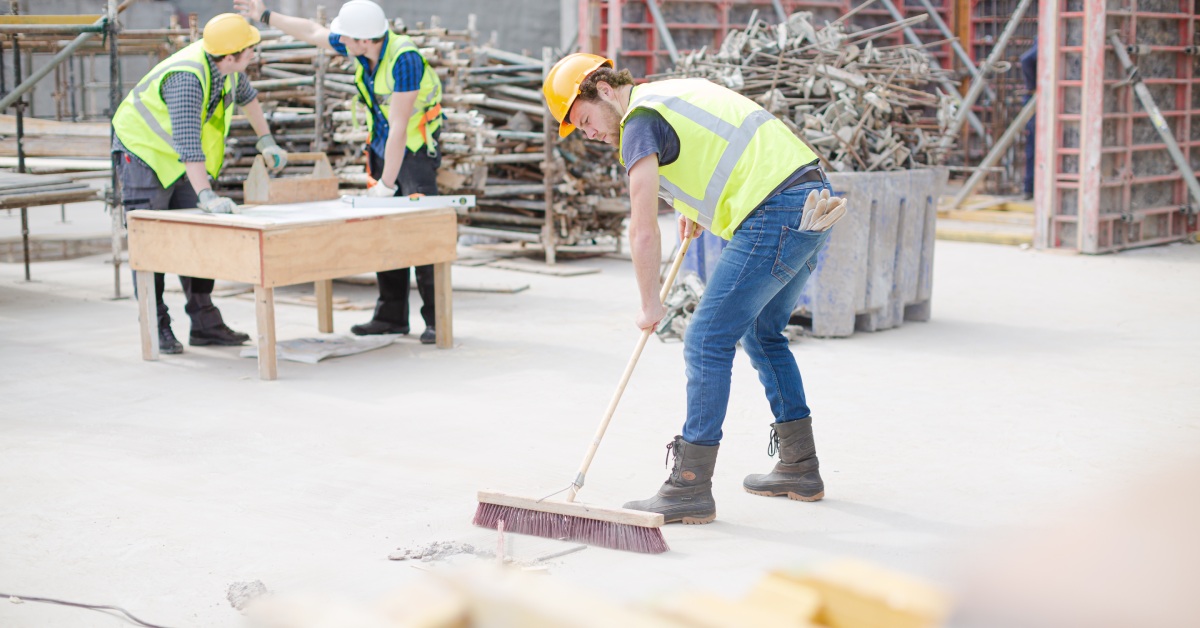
[0, 0, 134, 112]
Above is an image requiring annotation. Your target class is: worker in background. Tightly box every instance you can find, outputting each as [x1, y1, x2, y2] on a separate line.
[112, 13, 288, 354]
[544, 55, 847, 524]
[1020, 37, 1038, 200]
[236, 0, 444, 345]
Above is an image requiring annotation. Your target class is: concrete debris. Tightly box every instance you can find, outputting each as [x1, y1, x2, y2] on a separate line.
[227, 580, 270, 611]
[657, 11, 956, 171]
[388, 541, 480, 562]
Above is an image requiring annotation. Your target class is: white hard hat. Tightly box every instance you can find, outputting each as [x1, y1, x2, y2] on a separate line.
[330, 0, 388, 40]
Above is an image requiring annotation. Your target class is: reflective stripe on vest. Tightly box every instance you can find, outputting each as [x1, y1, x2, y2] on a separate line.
[112, 41, 236, 188]
[619, 79, 818, 239]
[353, 33, 443, 155]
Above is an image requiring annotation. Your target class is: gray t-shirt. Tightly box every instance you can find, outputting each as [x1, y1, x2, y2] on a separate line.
[621, 108, 820, 202]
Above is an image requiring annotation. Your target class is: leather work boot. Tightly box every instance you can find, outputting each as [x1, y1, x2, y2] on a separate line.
[350, 319, 409, 336]
[184, 291, 249, 345]
[623, 436, 720, 524]
[743, 417, 824, 501]
[159, 325, 183, 354]
[190, 323, 250, 346]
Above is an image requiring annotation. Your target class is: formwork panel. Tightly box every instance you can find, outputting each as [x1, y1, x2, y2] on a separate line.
[1035, 0, 1200, 253]
[964, 0, 1040, 194]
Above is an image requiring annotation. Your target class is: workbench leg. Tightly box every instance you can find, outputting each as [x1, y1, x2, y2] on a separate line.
[315, 279, 334, 333]
[136, 270, 159, 360]
[433, 261, 453, 348]
[255, 285, 278, 380]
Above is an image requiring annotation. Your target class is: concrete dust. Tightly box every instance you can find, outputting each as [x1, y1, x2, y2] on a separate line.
[388, 541, 480, 562]
[227, 580, 269, 611]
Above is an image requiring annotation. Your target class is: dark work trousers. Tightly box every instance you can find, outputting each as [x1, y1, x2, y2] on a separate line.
[366, 136, 441, 332]
[115, 151, 226, 332]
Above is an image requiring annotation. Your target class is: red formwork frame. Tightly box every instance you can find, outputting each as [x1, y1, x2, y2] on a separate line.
[964, 0, 1039, 193]
[1036, 0, 1200, 253]
[578, 0, 954, 78]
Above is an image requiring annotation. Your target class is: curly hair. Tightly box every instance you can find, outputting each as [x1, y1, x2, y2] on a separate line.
[577, 66, 636, 103]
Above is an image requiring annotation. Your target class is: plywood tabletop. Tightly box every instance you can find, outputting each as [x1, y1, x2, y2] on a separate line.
[126, 199, 456, 230]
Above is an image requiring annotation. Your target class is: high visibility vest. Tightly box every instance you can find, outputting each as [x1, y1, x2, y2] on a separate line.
[353, 33, 443, 154]
[619, 79, 819, 240]
[112, 41, 237, 188]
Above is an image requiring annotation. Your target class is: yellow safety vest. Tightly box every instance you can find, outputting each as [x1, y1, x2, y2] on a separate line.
[112, 41, 237, 188]
[353, 33, 443, 153]
[619, 78, 819, 240]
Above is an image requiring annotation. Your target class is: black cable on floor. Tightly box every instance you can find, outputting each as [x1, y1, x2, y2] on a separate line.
[0, 592, 174, 628]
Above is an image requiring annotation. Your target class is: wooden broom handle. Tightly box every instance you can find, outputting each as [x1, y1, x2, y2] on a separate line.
[566, 232, 694, 503]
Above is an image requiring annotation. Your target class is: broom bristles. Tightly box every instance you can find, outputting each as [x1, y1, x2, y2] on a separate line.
[473, 502, 669, 554]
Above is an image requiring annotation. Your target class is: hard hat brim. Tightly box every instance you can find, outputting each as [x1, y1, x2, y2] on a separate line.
[558, 120, 575, 138]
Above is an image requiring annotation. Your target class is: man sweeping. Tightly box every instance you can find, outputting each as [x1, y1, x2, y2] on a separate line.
[543, 54, 846, 524]
[113, 13, 288, 353]
[236, 0, 444, 344]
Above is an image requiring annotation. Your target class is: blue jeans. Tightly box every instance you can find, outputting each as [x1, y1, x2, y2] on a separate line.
[682, 180, 833, 446]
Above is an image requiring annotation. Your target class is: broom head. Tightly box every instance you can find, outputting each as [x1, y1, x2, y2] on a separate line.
[474, 490, 669, 554]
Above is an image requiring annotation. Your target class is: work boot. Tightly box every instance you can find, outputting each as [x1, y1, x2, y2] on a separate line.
[190, 323, 250, 346]
[184, 291, 249, 344]
[623, 436, 719, 524]
[158, 325, 183, 355]
[743, 417, 824, 501]
[350, 319, 409, 336]
[419, 326, 436, 345]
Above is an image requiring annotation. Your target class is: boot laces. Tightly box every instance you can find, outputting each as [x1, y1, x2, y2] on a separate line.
[663, 438, 680, 470]
[767, 425, 780, 458]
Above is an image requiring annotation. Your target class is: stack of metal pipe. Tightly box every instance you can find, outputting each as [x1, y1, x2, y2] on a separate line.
[223, 18, 627, 250]
[654, 11, 955, 172]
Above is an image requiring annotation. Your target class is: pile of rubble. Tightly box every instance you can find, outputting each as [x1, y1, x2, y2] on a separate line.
[657, 12, 954, 172]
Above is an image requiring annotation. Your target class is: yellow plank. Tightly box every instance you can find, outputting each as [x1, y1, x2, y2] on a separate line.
[936, 228, 1033, 246]
[783, 560, 951, 628]
[937, 209, 1034, 225]
[743, 572, 822, 624]
[1000, 200, 1035, 213]
[650, 592, 817, 628]
[0, 15, 102, 25]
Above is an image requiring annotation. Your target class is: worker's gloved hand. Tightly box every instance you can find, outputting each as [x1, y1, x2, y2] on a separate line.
[366, 181, 396, 198]
[198, 189, 239, 214]
[799, 188, 847, 232]
[256, 135, 288, 172]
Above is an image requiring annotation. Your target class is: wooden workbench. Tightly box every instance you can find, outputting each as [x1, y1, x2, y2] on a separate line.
[126, 200, 458, 380]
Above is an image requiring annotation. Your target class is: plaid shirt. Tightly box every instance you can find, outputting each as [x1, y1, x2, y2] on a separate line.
[113, 53, 257, 164]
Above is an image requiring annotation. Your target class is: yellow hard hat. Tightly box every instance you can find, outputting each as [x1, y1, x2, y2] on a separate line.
[543, 53, 613, 138]
[202, 13, 261, 56]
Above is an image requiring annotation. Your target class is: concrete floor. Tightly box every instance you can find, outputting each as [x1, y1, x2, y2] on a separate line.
[1, 204, 1198, 626]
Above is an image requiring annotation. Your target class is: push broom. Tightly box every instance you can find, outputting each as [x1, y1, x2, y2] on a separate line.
[473, 233, 695, 554]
